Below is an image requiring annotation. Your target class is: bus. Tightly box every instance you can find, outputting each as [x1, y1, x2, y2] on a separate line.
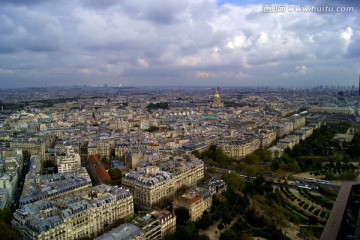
[317, 180, 330, 185]
[304, 178, 316, 183]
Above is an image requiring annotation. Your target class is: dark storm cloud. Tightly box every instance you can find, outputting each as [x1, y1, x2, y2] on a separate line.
[0, 5, 62, 54]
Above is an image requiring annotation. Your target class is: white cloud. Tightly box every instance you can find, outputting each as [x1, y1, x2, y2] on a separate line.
[296, 65, 307, 74]
[137, 59, 150, 69]
[341, 27, 353, 45]
[282, 65, 308, 78]
[257, 32, 269, 45]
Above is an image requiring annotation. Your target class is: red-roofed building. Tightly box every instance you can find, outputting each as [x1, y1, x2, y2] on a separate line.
[95, 165, 111, 181]
[147, 143, 160, 152]
[87, 155, 111, 184]
[89, 155, 99, 164]
[172, 188, 212, 222]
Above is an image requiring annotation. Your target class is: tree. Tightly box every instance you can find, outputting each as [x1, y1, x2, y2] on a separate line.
[221, 210, 233, 225]
[108, 168, 122, 180]
[23, 150, 31, 160]
[174, 207, 189, 225]
[147, 102, 169, 110]
[147, 126, 160, 132]
[0, 208, 12, 223]
[257, 149, 273, 161]
[220, 230, 237, 240]
[215, 148, 228, 162]
[192, 150, 201, 158]
[196, 212, 213, 229]
[221, 172, 243, 191]
[244, 154, 260, 165]
[206, 167, 216, 174]
[244, 206, 267, 228]
[105, 168, 122, 186]
[174, 222, 198, 239]
[199, 235, 210, 240]
[43, 160, 55, 168]
[0, 209, 17, 240]
[212, 195, 220, 208]
[217, 222, 225, 230]
[244, 164, 257, 177]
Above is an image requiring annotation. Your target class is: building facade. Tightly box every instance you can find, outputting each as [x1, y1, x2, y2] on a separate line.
[210, 88, 224, 108]
[122, 157, 204, 208]
[56, 145, 81, 173]
[218, 138, 260, 160]
[132, 210, 176, 240]
[172, 187, 212, 221]
[13, 185, 134, 240]
[95, 223, 145, 240]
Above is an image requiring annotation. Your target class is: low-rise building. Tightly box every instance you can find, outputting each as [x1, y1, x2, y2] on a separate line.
[0, 188, 10, 209]
[267, 146, 284, 159]
[203, 177, 227, 194]
[95, 223, 145, 240]
[277, 135, 300, 150]
[56, 146, 81, 173]
[151, 210, 176, 238]
[88, 155, 111, 185]
[132, 210, 176, 240]
[172, 187, 212, 221]
[0, 148, 23, 204]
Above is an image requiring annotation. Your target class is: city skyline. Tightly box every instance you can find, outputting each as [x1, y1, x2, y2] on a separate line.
[0, 0, 359, 88]
[0, 81, 360, 239]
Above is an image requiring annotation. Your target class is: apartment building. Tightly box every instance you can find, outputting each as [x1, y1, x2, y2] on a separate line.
[95, 223, 145, 240]
[115, 143, 131, 158]
[122, 157, 204, 208]
[88, 155, 111, 185]
[259, 129, 277, 149]
[13, 185, 134, 240]
[132, 210, 176, 240]
[293, 126, 314, 140]
[0, 149, 23, 205]
[19, 169, 92, 206]
[276, 135, 301, 150]
[172, 187, 212, 221]
[309, 106, 355, 115]
[218, 137, 260, 160]
[56, 146, 81, 173]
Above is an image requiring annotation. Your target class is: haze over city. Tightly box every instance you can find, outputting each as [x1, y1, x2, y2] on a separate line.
[0, 0, 359, 88]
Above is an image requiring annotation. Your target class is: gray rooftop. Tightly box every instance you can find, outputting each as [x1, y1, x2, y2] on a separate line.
[95, 223, 143, 240]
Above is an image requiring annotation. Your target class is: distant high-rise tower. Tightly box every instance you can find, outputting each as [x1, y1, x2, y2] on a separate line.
[211, 87, 224, 108]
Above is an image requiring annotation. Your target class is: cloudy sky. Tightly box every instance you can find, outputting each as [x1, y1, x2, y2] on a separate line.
[0, 0, 359, 88]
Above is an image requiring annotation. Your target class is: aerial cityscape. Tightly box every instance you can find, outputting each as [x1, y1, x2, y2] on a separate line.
[0, 85, 359, 240]
[0, 0, 359, 240]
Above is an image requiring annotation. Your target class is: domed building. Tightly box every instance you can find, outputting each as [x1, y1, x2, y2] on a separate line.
[210, 87, 224, 108]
